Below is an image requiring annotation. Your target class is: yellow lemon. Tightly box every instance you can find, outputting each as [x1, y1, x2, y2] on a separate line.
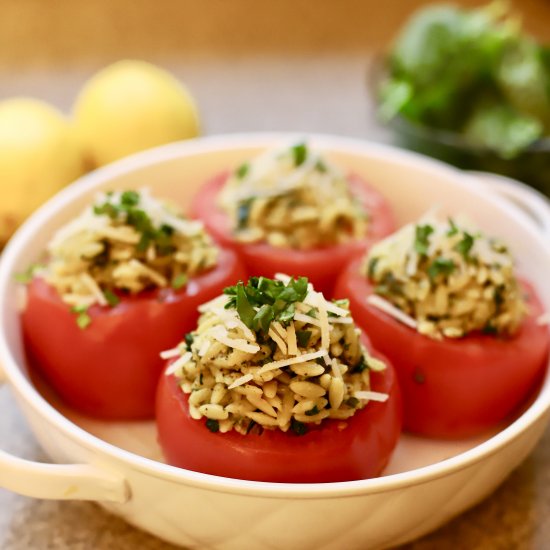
[0, 98, 84, 246]
[73, 60, 200, 168]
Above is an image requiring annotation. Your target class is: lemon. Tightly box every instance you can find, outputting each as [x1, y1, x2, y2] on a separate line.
[73, 60, 200, 167]
[0, 98, 84, 246]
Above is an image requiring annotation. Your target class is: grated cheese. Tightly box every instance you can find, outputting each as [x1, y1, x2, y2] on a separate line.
[258, 349, 329, 375]
[209, 325, 261, 354]
[366, 294, 418, 329]
[354, 390, 389, 402]
[227, 373, 254, 389]
[164, 352, 193, 375]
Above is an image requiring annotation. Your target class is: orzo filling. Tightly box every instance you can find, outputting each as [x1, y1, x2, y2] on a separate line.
[40, 188, 218, 321]
[162, 275, 388, 435]
[217, 142, 368, 249]
[364, 217, 527, 339]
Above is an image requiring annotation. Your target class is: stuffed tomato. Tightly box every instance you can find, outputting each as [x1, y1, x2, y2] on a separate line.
[156, 275, 401, 483]
[335, 216, 550, 438]
[21, 189, 246, 419]
[190, 142, 395, 296]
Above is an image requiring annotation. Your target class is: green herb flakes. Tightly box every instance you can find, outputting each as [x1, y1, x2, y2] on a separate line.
[205, 419, 220, 433]
[71, 304, 92, 329]
[103, 289, 120, 307]
[290, 417, 308, 436]
[224, 276, 309, 333]
[172, 273, 188, 290]
[414, 224, 434, 256]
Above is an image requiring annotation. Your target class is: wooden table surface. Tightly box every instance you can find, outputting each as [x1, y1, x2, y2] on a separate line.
[1, 1, 550, 548]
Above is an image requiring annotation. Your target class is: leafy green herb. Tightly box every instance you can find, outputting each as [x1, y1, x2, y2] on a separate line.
[172, 273, 188, 290]
[306, 307, 317, 318]
[414, 224, 434, 256]
[305, 405, 320, 416]
[345, 397, 360, 408]
[454, 232, 475, 261]
[290, 417, 308, 436]
[71, 304, 91, 329]
[494, 285, 505, 307]
[120, 190, 140, 207]
[482, 323, 498, 335]
[103, 289, 120, 307]
[246, 420, 258, 434]
[447, 218, 459, 236]
[93, 190, 177, 256]
[184, 332, 194, 351]
[379, 3, 550, 158]
[236, 163, 250, 179]
[315, 159, 327, 173]
[352, 355, 367, 373]
[291, 142, 308, 167]
[224, 276, 309, 333]
[367, 257, 379, 279]
[236, 197, 255, 230]
[427, 257, 455, 280]
[296, 330, 312, 348]
[205, 419, 219, 433]
[14, 263, 44, 284]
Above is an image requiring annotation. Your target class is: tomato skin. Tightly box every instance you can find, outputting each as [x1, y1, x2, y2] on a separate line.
[21, 249, 247, 420]
[155, 341, 402, 483]
[335, 258, 550, 438]
[190, 172, 396, 297]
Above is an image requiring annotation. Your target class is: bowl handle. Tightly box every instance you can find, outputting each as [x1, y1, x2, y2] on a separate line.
[0, 379, 130, 503]
[469, 171, 550, 237]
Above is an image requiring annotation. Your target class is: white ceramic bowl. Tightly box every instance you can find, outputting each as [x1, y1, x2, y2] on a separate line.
[0, 134, 549, 550]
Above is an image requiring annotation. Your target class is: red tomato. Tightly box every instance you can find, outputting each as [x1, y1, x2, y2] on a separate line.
[155, 341, 402, 483]
[21, 249, 246, 420]
[190, 172, 396, 297]
[335, 258, 550, 438]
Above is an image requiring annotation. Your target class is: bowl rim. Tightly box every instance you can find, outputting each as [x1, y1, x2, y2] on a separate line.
[1, 131, 549, 499]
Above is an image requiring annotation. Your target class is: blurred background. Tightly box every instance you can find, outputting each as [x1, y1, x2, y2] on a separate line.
[1, 1, 550, 549]
[1, 0, 548, 135]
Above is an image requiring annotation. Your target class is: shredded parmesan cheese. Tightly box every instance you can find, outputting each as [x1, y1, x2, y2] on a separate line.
[165, 276, 390, 435]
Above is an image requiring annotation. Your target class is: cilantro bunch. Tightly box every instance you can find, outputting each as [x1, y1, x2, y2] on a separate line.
[379, 2, 550, 159]
[223, 276, 309, 333]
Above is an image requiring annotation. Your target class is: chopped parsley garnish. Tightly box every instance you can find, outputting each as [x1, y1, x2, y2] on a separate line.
[223, 276, 309, 333]
[184, 332, 194, 351]
[103, 289, 120, 307]
[494, 285, 505, 307]
[414, 224, 434, 256]
[93, 190, 177, 256]
[482, 323, 498, 335]
[427, 257, 455, 280]
[236, 197, 255, 230]
[315, 159, 327, 172]
[345, 397, 360, 408]
[172, 273, 188, 290]
[290, 417, 308, 436]
[328, 298, 349, 317]
[291, 142, 308, 167]
[296, 330, 312, 348]
[454, 232, 475, 261]
[236, 162, 250, 179]
[305, 405, 320, 416]
[367, 257, 379, 279]
[71, 304, 91, 329]
[447, 218, 459, 236]
[205, 419, 220, 433]
[352, 355, 367, 373]
[14, 263, 44, 284]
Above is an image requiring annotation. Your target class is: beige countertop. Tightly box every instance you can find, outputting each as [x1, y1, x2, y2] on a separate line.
[1, 1, 550, 548]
